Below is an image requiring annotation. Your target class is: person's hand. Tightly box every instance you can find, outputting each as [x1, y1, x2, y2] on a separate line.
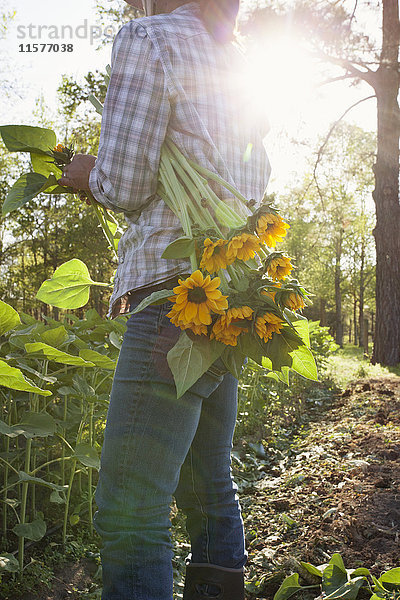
[58, 154, 97, 192]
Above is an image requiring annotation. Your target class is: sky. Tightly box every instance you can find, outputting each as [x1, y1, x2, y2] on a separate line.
[0, 0, 378, 192]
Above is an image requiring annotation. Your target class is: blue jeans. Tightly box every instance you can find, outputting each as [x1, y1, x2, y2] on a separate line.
[93, 283, 247, 600]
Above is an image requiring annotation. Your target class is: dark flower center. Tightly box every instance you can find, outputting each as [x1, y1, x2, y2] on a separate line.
[188, 287, 207, 304]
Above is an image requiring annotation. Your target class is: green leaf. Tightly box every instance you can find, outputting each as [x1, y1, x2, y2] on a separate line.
[0, 125, 56, 154]
[379, 568, 400, 590]
[70, 514, 80, 526]
[300, 561, 324, 578]
[322, 556, 348, 596]
[0, 553, 20, 573]
[0, 412, 57, 439]
[221, 347, 245, 379]
[129, 289, 173, 315]
[50, 490, 65, 504]
[25, 342, 95, 367]
[31, 152, 62, 178]
[290, 345, 318, 380]
[2, 172, 48, 215]
[78, 349, 116, 370]
[167, 332, 224, 398]
[36, 259, 109, 309]
[161, 236, 195, 259]
[273, 573, 303, 600]
[324, 577, 366, 600]
[73, 442, 100, 470]
[0, 359, 52, 396]
[0, 300, 21, 335]
[41, 325, 69, 347]
[18, 471, 66, 491]
[13, 518, 46, 541]
[237, 333, 264, 365]
[263, 332, 295, 371]
[350, 568, 370, 578]
[292, 318, 310, 347]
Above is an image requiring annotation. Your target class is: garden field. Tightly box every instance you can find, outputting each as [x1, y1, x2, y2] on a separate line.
[1, 335, 399, 600]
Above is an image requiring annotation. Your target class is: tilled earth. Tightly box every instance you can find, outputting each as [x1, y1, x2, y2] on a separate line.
[240, 375, 400, 598]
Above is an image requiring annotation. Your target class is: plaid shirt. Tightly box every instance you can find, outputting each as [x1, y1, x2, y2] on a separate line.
[89, 2, 271, 318]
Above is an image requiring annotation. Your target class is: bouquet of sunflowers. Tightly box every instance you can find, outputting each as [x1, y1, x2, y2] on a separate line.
[0, 101, 316, 399]
[127, 139, 315, 396]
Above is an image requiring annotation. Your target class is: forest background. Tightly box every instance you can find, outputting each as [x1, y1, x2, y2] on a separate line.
[1, 0, 398, 363]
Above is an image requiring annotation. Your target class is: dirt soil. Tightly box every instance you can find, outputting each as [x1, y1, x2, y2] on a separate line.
[242, 374, 400, 598]
[19, 374, 400, 600]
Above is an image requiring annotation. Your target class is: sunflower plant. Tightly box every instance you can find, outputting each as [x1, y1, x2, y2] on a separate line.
[0, 94, 316, 399]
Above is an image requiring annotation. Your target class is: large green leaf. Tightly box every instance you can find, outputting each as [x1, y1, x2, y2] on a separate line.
[25, 342, 95, 367]
[221, 346, 245, 379]
[0, 359, 52, 396]
[31, 152, 62, 178]
[324, 578, 366, 600]
[0, 125, 56, 154]
[161, 236, 195, 259]
[36, 259, 109, 309]
[73, 442, 100, 470]
[167, 332, 224, 398]
[0, 300, 21, 336]
[322, 555, 348, 596]
[0, 412, 56, 438]
[13, 518, 46, 541]
[237, 333, 264, 365]
[129, 289, 174, 315]
[273, 573, 303, 600]
[2, 172, 48, 215]
[378, 568, 400, 592]
[41, 325, 69, 348]
[290, 345, 318, 380]
[79, 349, 116, 370]
[18, 471, 66, 492]
[292, 318, 310, 347]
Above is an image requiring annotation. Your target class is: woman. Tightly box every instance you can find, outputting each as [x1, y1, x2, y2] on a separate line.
[59, 1, 270, 598]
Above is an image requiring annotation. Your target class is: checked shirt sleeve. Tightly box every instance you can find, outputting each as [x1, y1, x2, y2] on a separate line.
[89, 22, 170, 214]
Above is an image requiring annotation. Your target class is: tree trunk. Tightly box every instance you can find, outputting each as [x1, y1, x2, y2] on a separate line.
[353, 296, 358, 345]
[371, 0, 400, 365]
[334, 229, 343, 347]
[358, 236, 365, 347]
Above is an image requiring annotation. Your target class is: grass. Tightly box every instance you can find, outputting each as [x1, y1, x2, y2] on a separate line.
[324, 343, 400, 389]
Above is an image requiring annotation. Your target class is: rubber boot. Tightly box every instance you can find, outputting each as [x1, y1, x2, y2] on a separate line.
[183, 562, 245, 600]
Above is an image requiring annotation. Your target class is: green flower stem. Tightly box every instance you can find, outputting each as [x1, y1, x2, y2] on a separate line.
[2, 394, 12, 542]
[159, 155, 198, 271]
[88, 402, 94, 537]
[166, 141, 248, 227]
[87, 193, 118, 260]
[226, 264, 241, 289]
[18, 437, 32, 576]
[168, 156, 221, 233]
[62, 458, 77, 545]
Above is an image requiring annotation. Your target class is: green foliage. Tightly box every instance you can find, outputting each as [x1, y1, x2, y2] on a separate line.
[274, 554, 400, 600]
[36, 259, 110, 310]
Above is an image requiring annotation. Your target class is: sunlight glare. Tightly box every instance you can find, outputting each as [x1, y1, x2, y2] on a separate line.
[244, 36, 317, 130]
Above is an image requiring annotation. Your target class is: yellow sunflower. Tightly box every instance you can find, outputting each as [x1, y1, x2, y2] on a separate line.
[256, 213, 289, 248]
[200, 238, 231, 274]
[255, 312, 284, 343]
[210, 306, 253, 346]
[226, 233, 261, 263]
[166, 270, 228, 335]
[283, 292, 305, 311]
[267, 256, 293, 281]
